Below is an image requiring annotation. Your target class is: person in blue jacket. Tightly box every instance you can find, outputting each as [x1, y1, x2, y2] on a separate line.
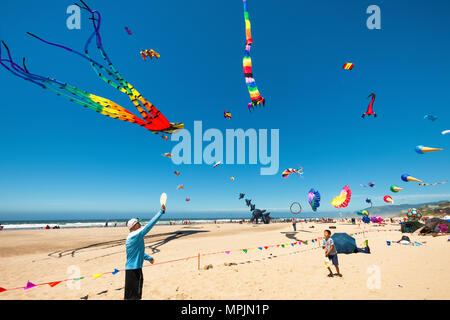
[124, 204, 165, 300]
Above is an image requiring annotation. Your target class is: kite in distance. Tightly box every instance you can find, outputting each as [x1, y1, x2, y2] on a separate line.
[281, 166, 304, 178]
[223, 110, 232, 119]
[415, 145, 443, 154]
[342, 62, 354, 70]
[0, 1, 183, 134]
[174, 171, 180, 176]
[401, 174, 422, 183]
[239, 193, 245, 199]
[140, 49, 160, 60]
[419, 180, 448, 186]
[213, 161, 222, 168]
[362, 93, 376, 118]
[424, 115, 437, 121]
[124, 27, 132, 35]
[360, 182, 375, 188]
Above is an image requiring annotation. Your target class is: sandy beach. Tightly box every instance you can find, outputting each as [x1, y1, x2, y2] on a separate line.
[0, 220, 448, 300]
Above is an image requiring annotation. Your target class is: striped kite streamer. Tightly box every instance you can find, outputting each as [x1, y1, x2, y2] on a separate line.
[243, 0, 265, 111]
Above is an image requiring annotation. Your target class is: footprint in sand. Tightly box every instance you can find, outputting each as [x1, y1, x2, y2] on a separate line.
[97, 290, 108, 295]
[80, 295, 88, 300]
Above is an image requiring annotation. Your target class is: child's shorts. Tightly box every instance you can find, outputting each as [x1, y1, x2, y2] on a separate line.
[328, 254, 339, 266]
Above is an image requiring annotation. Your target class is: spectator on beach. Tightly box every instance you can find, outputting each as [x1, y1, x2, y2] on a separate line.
[292, 219, 297, 231]
[45, 225, 50, 230]
[322, 230, 342, 278]
[124, 203, 165, 300]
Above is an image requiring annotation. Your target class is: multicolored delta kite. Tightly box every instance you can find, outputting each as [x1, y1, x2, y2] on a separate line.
[362, 93, 377, 118]
[125, 27, 132, 35]
[140, 49, 160, 60]
[174, 171, 180, 176]
[242, 0, 265, 112]
[342, 63, 354, 70]
[0, 1, 183, 135]
[223, 110, 232, 119]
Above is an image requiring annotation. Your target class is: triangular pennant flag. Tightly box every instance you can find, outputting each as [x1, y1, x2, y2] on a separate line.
[24, 281, 36, 290]
[276, 245, 280, 247]
[48, 281, 62, 288]
[281, 245, 285, 248]
[243, 249, 248, 253]
[258, 247, 262, 250]
[225, 251, 230, 254]
[312, 240, 315, 243]
[264, 246, 268, 250]
[291, 243, 294, 246]
[0, 287, 6, 293]
[74, 277, 84, 281]
[92, 273, 103, 279]
[112, 269, 120, 275]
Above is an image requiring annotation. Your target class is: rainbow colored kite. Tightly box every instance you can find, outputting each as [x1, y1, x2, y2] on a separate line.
[0, 1, 183, 134]
[243, 0, 265, 111]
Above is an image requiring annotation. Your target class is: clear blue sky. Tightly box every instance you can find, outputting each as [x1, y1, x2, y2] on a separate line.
[0, 0, 449, 220]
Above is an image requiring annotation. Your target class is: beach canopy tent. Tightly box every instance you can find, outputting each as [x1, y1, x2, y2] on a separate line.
[401, 221, 424, 233]
[420, 218, 450, 234]
[331, 233, 356, 254]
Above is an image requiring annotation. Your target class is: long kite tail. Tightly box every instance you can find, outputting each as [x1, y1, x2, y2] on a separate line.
[1, 42, 146, 126]
[242, 0, 265, 110]
[76, 1, 172, 130]
[1, 1, 182, 133]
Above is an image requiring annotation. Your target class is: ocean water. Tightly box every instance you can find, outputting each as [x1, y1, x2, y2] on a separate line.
[0, 210, 356, 231]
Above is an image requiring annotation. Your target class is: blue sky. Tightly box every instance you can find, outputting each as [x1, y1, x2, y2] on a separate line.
[0, 0, 449, 220]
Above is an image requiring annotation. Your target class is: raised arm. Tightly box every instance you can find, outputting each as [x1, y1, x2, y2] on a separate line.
[139, 205, 165, 238]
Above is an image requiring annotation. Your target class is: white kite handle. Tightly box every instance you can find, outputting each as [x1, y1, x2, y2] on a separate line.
[160, 193, 167, 206]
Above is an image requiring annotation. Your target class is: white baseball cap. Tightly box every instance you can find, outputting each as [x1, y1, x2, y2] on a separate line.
[127, 218, 139, 230]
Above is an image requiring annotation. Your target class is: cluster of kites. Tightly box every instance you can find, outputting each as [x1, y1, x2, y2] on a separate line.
[1, 0, 448, 214]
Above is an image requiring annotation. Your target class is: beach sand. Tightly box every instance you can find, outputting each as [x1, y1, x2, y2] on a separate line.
[0, 221, 449, 300]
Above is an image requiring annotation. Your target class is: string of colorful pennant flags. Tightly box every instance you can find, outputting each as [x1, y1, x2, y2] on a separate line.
[0, 227, 399, 294]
